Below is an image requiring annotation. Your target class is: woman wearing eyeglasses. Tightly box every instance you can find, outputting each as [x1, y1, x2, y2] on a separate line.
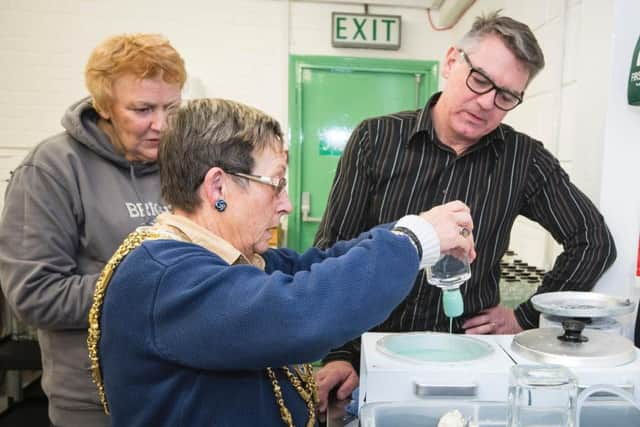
[87, 98, 475, 427]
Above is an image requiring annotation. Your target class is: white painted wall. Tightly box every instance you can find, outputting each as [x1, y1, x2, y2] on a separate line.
[596, 0, 640, 307]
[1, 0, 634, 306]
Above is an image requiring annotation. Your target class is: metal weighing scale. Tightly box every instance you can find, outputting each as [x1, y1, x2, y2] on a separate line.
[534, 291, 635, 335]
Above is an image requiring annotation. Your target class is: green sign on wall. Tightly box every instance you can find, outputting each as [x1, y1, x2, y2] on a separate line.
[332, 12, 401, 50]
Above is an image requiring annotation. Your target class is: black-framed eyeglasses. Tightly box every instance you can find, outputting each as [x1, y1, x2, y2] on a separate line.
[229, 172, 287, 195]
[458, 49, 523, 111]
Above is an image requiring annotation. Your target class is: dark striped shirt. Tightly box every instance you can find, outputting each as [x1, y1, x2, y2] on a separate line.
[315, 93, 616, 369]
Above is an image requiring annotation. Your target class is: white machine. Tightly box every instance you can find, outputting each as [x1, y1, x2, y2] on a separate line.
[359, 330, 640, 411]
[359, 332, 514, 410]
[359, 291, 640, 411]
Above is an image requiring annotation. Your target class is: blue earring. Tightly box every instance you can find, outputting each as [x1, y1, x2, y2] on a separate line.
[214, 199, 227, 212]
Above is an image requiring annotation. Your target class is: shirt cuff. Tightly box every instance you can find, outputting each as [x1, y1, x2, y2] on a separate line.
[515, 299, 539, 329]
[394, 214, 440, 268]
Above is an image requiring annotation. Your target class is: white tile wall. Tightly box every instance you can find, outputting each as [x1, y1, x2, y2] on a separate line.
[505, 92, 555, 149]
[557, 83, 578, 162]
[507, 0, 550, 30]
[562, 2, 581, 84]
[528, 14, 564, 99]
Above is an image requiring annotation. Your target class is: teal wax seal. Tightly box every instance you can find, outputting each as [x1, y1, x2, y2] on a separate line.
[442, 288, 464, 318]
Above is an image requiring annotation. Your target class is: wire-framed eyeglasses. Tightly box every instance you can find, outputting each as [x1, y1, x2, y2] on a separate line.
[229, 172, 287, 195]
[458, 49, 523, 111]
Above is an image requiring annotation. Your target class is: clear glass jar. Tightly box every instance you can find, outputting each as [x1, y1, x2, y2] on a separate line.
[507, 364, 578, 427]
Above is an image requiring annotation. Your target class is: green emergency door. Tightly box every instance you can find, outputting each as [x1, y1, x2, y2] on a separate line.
[287, 55, 438, 252]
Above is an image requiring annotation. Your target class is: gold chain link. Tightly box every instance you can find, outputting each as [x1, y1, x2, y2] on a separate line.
[266, 364, 318, 427]
[87, 229, 161, 414]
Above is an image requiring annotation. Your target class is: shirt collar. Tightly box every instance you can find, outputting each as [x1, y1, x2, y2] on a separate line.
[152, 212, 266, 270]
[410, 92, 441, 138]
[408, 92, 506, 158]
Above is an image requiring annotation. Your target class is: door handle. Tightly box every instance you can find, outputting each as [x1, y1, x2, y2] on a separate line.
[415, 73, 422, 108]
[301, 192, 322, 223]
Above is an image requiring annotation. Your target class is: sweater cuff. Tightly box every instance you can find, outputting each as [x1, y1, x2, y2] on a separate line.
[394, 215, 440, 268]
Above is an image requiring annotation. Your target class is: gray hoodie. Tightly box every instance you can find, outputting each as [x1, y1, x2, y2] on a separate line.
[0, 98, 168, 426]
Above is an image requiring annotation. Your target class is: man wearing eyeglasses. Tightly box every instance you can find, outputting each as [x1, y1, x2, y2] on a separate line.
[314, 11, 616, 412]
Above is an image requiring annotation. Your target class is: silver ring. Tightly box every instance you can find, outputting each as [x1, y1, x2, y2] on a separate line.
[460, 227, 470, 238]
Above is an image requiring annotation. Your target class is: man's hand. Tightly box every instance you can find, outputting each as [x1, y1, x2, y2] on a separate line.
[315, 360, 359, 413]
[419, 200, 476, 261]
[462, 305, 524, 334]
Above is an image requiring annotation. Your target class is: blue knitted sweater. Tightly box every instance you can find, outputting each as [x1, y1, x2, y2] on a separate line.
[99, 227, 419, 426]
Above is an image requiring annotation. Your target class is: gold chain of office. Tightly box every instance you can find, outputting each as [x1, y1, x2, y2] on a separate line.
[87, 228, 319, 426]
[87, 229, 160, 414]
[266, 364, 318, 427]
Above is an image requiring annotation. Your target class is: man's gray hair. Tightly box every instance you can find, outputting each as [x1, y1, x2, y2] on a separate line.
[159, 98, 284, 212]
[459, 10, 545, 82]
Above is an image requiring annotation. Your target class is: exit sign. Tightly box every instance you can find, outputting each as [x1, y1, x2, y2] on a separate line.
[332, 12, 401, 50]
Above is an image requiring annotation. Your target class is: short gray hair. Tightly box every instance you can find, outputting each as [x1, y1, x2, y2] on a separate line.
[158, 98, 284, 212]
[459, 11, 545, 83]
